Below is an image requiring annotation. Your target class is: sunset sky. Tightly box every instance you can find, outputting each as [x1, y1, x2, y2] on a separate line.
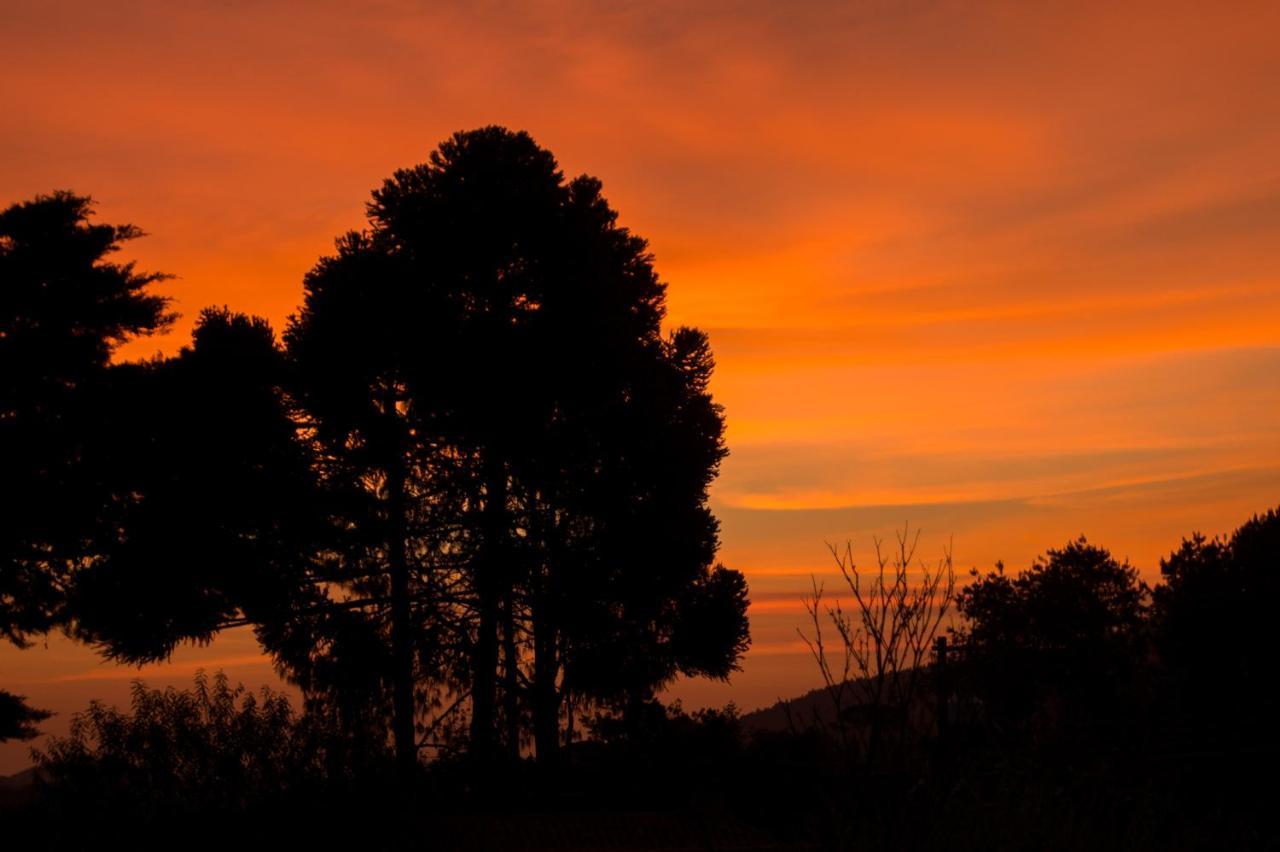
[3, 0, 1280, 773]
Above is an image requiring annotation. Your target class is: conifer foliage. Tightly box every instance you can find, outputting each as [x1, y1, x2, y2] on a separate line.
[0, 133, 750, 769]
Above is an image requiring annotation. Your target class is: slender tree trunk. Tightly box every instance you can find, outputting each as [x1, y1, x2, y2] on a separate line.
[503, 592, 521, 760]
[532, 583, 559, 767]
[563, 685, 574, 757]
[469, 455, 505, 762]
[534, 512, 561, 766]
[385, 416, 416, 780]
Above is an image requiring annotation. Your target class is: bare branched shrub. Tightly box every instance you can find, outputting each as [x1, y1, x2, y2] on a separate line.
[798, 524, 956, 768]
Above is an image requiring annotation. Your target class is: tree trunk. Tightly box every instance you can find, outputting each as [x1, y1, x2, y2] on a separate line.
[385, 421, 416, 780]
[563, 686, 574, 757]
[503, 592, 521, 760]
[532, 585, 559, 767]
[534, 513, 562, 767]
[469, 455, 505, 762]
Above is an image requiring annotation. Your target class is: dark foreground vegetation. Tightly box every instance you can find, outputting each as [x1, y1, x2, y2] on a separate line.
[2, 127, 1277, 849]
[7, 508, 1279, 850]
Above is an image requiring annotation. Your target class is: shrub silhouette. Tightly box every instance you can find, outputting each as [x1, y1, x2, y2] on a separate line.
[34, 671, 385, 818]
[954, 537, 1148, 731]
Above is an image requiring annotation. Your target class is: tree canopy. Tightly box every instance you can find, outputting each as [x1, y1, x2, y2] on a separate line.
[1, 191, 173, 746]
[0, 191, 172, 646]
[0, 129, 749, 768]
[954, 538, 1148, 720]
[284, 126, 749, 768]
[1155, 508, 1280, 731]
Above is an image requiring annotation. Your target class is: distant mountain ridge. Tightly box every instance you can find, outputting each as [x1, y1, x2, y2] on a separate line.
[0, 766, 40, 811]
[739, 684, 843, 734]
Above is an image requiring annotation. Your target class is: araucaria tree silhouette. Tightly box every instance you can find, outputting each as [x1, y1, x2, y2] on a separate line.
[0, 191, 172, 741]
[0, 191, 172, 645]
[64, 309, 332, 670]
[284, 127, 748, 770]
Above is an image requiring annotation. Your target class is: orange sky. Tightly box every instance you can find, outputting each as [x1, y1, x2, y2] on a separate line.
[3, 0, 1280, 773]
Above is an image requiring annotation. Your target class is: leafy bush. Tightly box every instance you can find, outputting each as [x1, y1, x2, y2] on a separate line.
[954, 538, 1149, 731]
[32, 670, 389, 827]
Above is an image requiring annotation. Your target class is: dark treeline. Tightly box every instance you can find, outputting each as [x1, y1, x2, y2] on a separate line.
[2, 128, 1278, 850]
[10, 514, 1278, 851]
[810, 520, 1280, 851]
[0, 130, 748, 775]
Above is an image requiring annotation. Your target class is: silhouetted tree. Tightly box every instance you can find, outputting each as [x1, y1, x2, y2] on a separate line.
[550, 325, 748, 754]
[954, 538, 1148, 732]
[0, 190, 172, 645]
[0, 151, 749, 780]
[1155, 507, 1280, 738]
[48, 306, 409, 755]
[0, 268, 361, 755]
[286, 127, 749, 769]
[0, 191, 171, 746]
[63, 310, 332, 666]
[283, 206, 477, 775]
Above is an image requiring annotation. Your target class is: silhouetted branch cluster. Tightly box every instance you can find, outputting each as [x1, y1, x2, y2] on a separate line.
[0, 690, 51, 743]
[799, 525, 955, 769]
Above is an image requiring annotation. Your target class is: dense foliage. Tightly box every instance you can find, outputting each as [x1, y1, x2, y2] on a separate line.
[0, 130, 749, 783]
[282, 128, 749, 768]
